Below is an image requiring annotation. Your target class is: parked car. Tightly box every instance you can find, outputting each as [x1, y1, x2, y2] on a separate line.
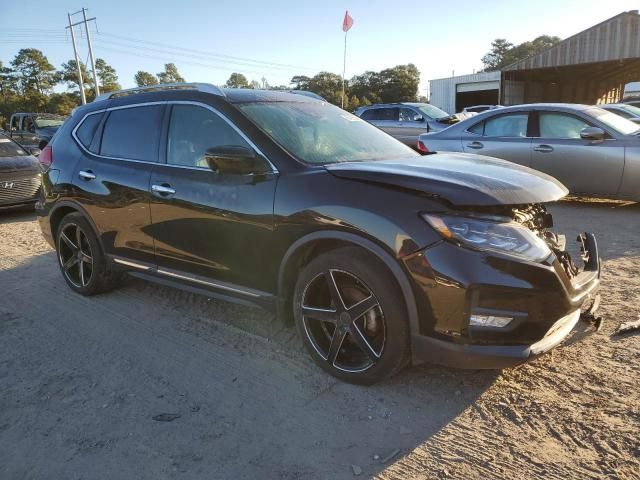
[621, 97, 640, 108]
[0, 132, 42, 211]
[8, 112, 66, 150]
[418, 103, 640, 201]
[599, 103, 640, 124]
[354, 102, 467, 148]
[462, 105, 503, 114]
[37, 84, 600, 384]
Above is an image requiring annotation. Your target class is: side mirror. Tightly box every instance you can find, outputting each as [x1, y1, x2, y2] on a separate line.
[204, 145, 266, 174]
[26, 147, 41, 157]
[413, 115, 425, 122]
[580, 127, 605, 142]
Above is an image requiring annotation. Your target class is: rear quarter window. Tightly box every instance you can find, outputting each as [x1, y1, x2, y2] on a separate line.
[75, 112, 104, 151]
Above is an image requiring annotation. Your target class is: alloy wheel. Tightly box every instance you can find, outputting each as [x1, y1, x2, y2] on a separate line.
[301, 269, 386, 373]
[58, 223, 94, 288]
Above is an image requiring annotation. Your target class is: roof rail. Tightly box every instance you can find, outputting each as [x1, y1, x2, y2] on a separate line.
[93, 82, 225, 102]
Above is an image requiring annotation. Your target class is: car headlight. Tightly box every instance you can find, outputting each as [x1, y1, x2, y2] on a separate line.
[422, 213, 551, 262]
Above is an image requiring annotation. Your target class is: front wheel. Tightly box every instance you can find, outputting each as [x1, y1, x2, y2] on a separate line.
[293, 247, 410, 385]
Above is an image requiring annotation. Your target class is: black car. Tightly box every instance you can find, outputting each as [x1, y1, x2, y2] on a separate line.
[0, 132, 42, 211]
[36, 83, 601, 384]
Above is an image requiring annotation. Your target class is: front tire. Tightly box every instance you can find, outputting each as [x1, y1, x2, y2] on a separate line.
[293, 246, 410, 385]
[56, 212, 119, 295]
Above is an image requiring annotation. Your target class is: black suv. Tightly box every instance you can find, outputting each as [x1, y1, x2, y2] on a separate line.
[37, 83, 601, 384]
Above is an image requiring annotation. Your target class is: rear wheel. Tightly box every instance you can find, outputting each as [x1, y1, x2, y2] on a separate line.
[293, 246, 410, 384]
[56, 212, 120, 295]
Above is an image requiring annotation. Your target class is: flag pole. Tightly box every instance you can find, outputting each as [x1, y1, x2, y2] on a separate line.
[341, 29, 347, 109]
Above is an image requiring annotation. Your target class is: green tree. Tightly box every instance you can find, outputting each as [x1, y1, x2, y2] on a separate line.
[249, 79, 261, 89]
[11, 48, 58, 96]
[377, 64, 420, 103]
[225, 72, 250, 88]
[48, 92, 79, 116]
[290, 75, 311, 90]
[157, 63, 185, 84]
[305, 71, 343, 105]
[59, 59, 92, 94]
[0, 61, 19, 97]
[134, 71, 159, 87]
[482, 35, 561, 71]
[95, 58, 120, 92]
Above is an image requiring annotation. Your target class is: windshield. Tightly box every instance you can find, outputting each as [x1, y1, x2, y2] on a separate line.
[238, 101, 418, 164]
[33, 115, 65, 129]
[0, 137, 28, 157]
[587, 107, 639, 135]
[416, 104, 449, 119]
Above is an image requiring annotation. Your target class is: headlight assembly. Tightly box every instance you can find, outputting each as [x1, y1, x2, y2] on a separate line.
[422, 213, 551, 262]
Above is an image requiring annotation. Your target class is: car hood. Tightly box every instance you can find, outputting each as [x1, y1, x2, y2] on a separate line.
[0, 155, 41, 174]
[325, 152, 569, 206]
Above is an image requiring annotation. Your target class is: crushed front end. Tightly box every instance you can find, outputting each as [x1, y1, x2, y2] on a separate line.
[405, 203, 601, 369]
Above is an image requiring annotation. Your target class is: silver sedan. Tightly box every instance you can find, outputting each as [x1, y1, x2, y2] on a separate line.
[418, 104, 640, 201]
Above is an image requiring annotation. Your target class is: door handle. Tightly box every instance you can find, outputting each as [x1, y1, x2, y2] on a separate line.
[151, 184, 176, 196]
[466, 141, 484, 149]
[78, 170, 96, 180]
[534, 144, 554, 153]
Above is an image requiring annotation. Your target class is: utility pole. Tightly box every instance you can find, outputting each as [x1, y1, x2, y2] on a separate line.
[66, 9, 98, 102]
[82, 8, 100, 97]
[67, 13, 86, 105]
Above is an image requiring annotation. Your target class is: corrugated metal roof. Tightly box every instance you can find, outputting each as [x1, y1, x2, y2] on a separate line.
[503, 10, 640, 71]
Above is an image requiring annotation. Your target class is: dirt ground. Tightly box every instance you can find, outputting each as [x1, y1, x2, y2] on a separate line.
[0, 199, 638, 480]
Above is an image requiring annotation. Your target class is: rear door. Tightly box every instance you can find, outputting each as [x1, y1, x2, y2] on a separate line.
[148, 102, 277, 292]
[71, 103, 163, 265]
[361, 107, 399, 137]
[462, 111, 533, 166]
[530, 111, 624, 196]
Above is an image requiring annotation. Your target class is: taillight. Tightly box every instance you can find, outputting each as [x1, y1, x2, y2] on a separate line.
[39, 145, 53, 167]
[417, 140, 429, 154]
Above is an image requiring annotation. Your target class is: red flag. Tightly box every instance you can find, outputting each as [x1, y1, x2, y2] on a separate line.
[342, 10, 354, 32]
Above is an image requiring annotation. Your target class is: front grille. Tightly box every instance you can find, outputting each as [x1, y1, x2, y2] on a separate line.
[0, 175, 41, 205]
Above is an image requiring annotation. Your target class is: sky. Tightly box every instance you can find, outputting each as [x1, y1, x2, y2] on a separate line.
[1, 0, 639, 96]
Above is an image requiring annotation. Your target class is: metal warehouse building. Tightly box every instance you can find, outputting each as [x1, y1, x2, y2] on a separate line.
[430, 10, 640, 113]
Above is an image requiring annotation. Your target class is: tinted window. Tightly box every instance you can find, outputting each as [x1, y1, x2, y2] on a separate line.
[484, 113, 528, 137]
[100, 105, 163, 161]
[76, 112, 104, 150]
[23, 116, 34, 132]
[374, 108, 398, 121]
[167, 104, 250, 168]
[539, 113, 590, 139]
[10, 116, 20, 131]
[238, 101, 417, 164]
[0, 137, 28, 157]
[360, 109, 376, 120]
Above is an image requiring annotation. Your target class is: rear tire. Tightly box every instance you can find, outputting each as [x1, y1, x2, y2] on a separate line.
[55, 212, 120, 295]
[293, 246, 410, 385]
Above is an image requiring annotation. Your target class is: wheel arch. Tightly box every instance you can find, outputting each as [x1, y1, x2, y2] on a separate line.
[277, 231, 420, 339]
[49, 201, 104, 252]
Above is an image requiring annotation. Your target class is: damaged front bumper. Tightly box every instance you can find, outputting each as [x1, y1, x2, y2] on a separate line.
[405, 231, 601, 369]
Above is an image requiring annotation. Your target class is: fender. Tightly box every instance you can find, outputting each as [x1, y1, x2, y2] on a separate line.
[277, 230, 420, 339]
[48, 199, 106, 253]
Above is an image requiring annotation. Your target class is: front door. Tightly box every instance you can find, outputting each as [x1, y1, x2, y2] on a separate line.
[462, 111, 533, 166]
[71, 104, 164, 265]
[148, 103, 277, 293]
[530, 111, 625, 196]
[390, 107, 430, 147]
[20, 115, 38, 148]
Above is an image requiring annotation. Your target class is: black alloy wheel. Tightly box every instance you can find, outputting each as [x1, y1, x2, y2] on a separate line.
[56, 212, 120, 295]
[294, 247, 410, 384]
[58, 222, 94, 288]
[301, 269, 385, 373]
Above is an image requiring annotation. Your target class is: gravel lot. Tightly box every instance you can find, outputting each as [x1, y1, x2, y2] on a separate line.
[0, 199, 638, 479]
